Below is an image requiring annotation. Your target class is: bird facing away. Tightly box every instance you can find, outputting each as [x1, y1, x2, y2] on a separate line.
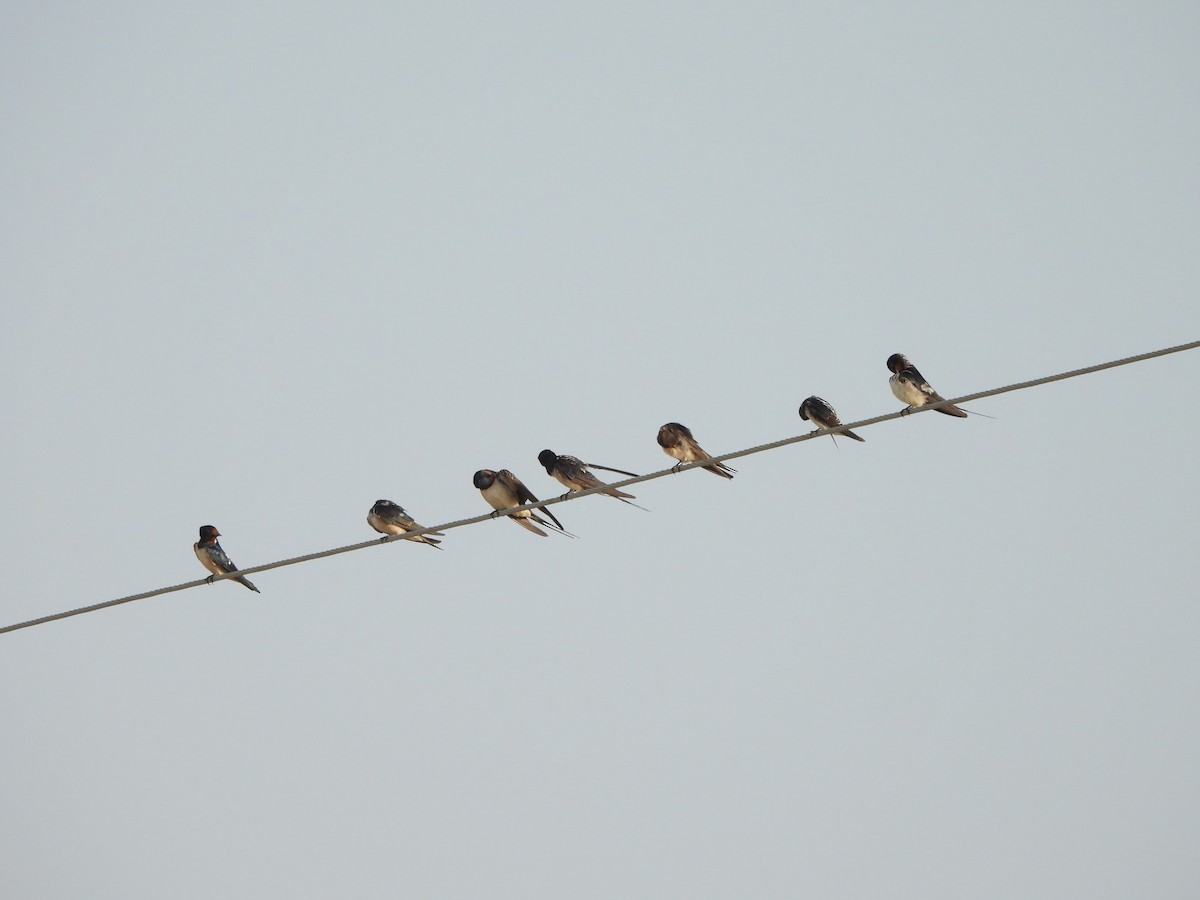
[473, 469, 572, 537]
[886, 353, 968, 417]
[537, 449, 646, 509]
[657, 422, 735, 479]
[367, 499, 444, 548]
[799, 396, 866, 442]
[194, 525, 260, 592]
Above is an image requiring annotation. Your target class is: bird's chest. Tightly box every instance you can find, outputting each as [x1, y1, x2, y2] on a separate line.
[661, 442, 687, 462]
[482, 483, 518, 511]
[891, 374, 926, 405]
[195, 544, 221, 574]
[368, 512, 403, 535]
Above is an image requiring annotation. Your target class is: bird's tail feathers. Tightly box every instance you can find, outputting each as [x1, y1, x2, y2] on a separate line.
[956, 406, 995, 419]
[614, 496, 651, 511]
[934, 404, 970, 418]
[533, 513, 578, 538]
[703, 461, 736, 479]
[512, 516, 549, 537]
[603, 485, 638, 500]
[586, 462, 640, 478]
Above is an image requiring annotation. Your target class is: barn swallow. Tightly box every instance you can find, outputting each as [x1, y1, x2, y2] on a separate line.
[886, 353, 968, 417]
[194, 525, 260, 592]
[368, 499, 444, 548]
[537, 449, 646, 509]
[799, 396, 865, 442]
[473, 469, 573, 537]
[656, 422, 735, 479]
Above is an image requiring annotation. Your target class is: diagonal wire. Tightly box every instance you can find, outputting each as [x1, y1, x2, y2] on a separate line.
[3, 339, 1197, 636]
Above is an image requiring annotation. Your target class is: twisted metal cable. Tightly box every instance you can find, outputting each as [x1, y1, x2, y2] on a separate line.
[3, 339, 1196, 636]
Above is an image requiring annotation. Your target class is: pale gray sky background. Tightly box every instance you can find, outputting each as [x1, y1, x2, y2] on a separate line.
[2, 3, 1198, 898]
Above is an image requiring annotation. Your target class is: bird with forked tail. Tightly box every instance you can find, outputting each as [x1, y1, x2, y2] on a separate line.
[194, 525, 260, 592]
[538, 449, 647, 510]
[368, 499, 444, 548]
[887, 353, 968, 417]
[800, 396, 866, 442]
[474, 469, 574, 537]
[657, 423, 735, 479]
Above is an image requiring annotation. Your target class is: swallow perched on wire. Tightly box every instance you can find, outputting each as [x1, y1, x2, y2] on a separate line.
[537, 449, 646, 509]
[799, 396, 865, 442]
[657, 422, 735, 479]
[367, 499, 444, 548]
[473, 469, 573, 537]
[886, 353, 968, 417]
[194, 525, 260, 592]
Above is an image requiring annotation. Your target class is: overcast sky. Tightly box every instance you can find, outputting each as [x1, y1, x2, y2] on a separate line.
[2, 3, 1198, 898]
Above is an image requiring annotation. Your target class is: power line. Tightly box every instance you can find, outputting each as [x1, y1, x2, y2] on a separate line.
[3, 339, 1197, 636]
